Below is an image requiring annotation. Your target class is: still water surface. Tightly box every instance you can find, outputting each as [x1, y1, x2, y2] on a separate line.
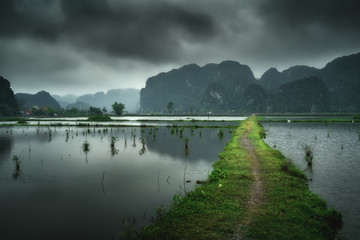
[262, 122, 360, 240]
[2, 116, 247, 127]
[0, 126, 231, 239]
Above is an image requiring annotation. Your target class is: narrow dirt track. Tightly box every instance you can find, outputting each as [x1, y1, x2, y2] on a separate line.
[232, 124, 264, 240]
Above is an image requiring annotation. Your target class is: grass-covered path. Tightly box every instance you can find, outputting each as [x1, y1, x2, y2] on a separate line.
[233, 120, 264, 239]
[121, 116, 342, 240]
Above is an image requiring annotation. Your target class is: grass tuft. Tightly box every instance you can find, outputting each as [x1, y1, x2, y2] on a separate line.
[302, 144, 314, 167]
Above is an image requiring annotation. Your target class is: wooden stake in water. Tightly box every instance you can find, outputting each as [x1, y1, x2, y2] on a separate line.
[102, 171, 106, 196]
[157, 171, 160, 192]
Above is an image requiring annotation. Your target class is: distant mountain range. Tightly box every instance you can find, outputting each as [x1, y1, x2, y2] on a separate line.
[140, 52, 360, 113]
[53, 89, 140, 113]
[1, 52, 359, 116]
[16, 91, 61, 110]
[76, 89, 140, 113]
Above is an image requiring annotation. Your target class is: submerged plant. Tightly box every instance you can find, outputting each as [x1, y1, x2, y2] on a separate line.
[82, 140, 90, 152]
[110, 136, 118, 149]
[110, 136, 119, 156]
[12, 151, 25, 180]
[302, 144, 314, 167]
[184, 137, 189, 150]
[179, 128, 184, 138]
[217, 129, 224, 139]
[139, 138, 146, 155]
[12, 155, 22, 171]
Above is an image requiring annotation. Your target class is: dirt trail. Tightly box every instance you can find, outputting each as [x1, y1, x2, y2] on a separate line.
[232, 124, 264, 240]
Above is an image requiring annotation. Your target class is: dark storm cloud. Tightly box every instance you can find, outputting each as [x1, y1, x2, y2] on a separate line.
[229, 0, 360, 71]
[2, 0, 359, 65]
[62, 0, 216, 60]
[1, 0, 360, 94]
[0, 0, 216, 62]
[0, 0, 62, 40]
[257, 0, 360, 32]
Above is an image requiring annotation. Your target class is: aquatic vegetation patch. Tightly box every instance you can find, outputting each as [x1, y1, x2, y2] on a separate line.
[302, 143, 314, 167]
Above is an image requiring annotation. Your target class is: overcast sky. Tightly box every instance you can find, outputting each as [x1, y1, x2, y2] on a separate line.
[1, 0, 360, 95]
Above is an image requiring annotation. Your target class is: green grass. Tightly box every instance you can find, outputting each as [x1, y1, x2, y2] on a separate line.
[120, 119, 253, 240]
[121, 116, 342, 240]
[243, 117, 342, 239]
[88, 115, 113, 121]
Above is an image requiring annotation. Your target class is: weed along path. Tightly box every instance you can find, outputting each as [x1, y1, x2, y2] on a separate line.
[122, 116, 343, 240]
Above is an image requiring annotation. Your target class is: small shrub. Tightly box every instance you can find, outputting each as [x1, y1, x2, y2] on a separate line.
[302, 144, 313, 167]
[324, 209, 343, 238]
[280, 159, 307, 179]
[258, 122, 266, 138]
[17, 119, 27, 124]
[217, 129, 224, 139]
[209, 168, 228, 182]
[280, 160, 291, 173]
[88, 115, 112, 121]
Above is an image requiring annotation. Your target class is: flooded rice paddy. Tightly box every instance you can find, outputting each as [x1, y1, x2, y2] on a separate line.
[1, 116, 247, 127]
[262, 122, 360, 240]
[0, 124, 232, 239]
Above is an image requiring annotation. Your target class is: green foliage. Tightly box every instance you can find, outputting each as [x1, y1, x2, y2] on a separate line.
[324, 209, 343, 237]
[280, 159, 307, 179]
[56, 107, 88, 117]
[217, 129, 224, 139]
[32, 108, 45, 116]
[209, 167, 228, 182]
[112, 102, 125, 116]
[45, 107, 57, 116]
[258, 122, 266, 138]
[88, 115, 112, 121]
[302, 143, 314, 167]
[17, 119, 27, 124]
[89, 106, 103, 116]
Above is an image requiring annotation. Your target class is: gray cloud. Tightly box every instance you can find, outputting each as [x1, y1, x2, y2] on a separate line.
[256, 0, 360, 33]
[1, 0, 360, 94]
[0, 0, 216, 62]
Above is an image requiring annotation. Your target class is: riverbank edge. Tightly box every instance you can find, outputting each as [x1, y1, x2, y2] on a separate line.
[119, 116, 342, 240]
